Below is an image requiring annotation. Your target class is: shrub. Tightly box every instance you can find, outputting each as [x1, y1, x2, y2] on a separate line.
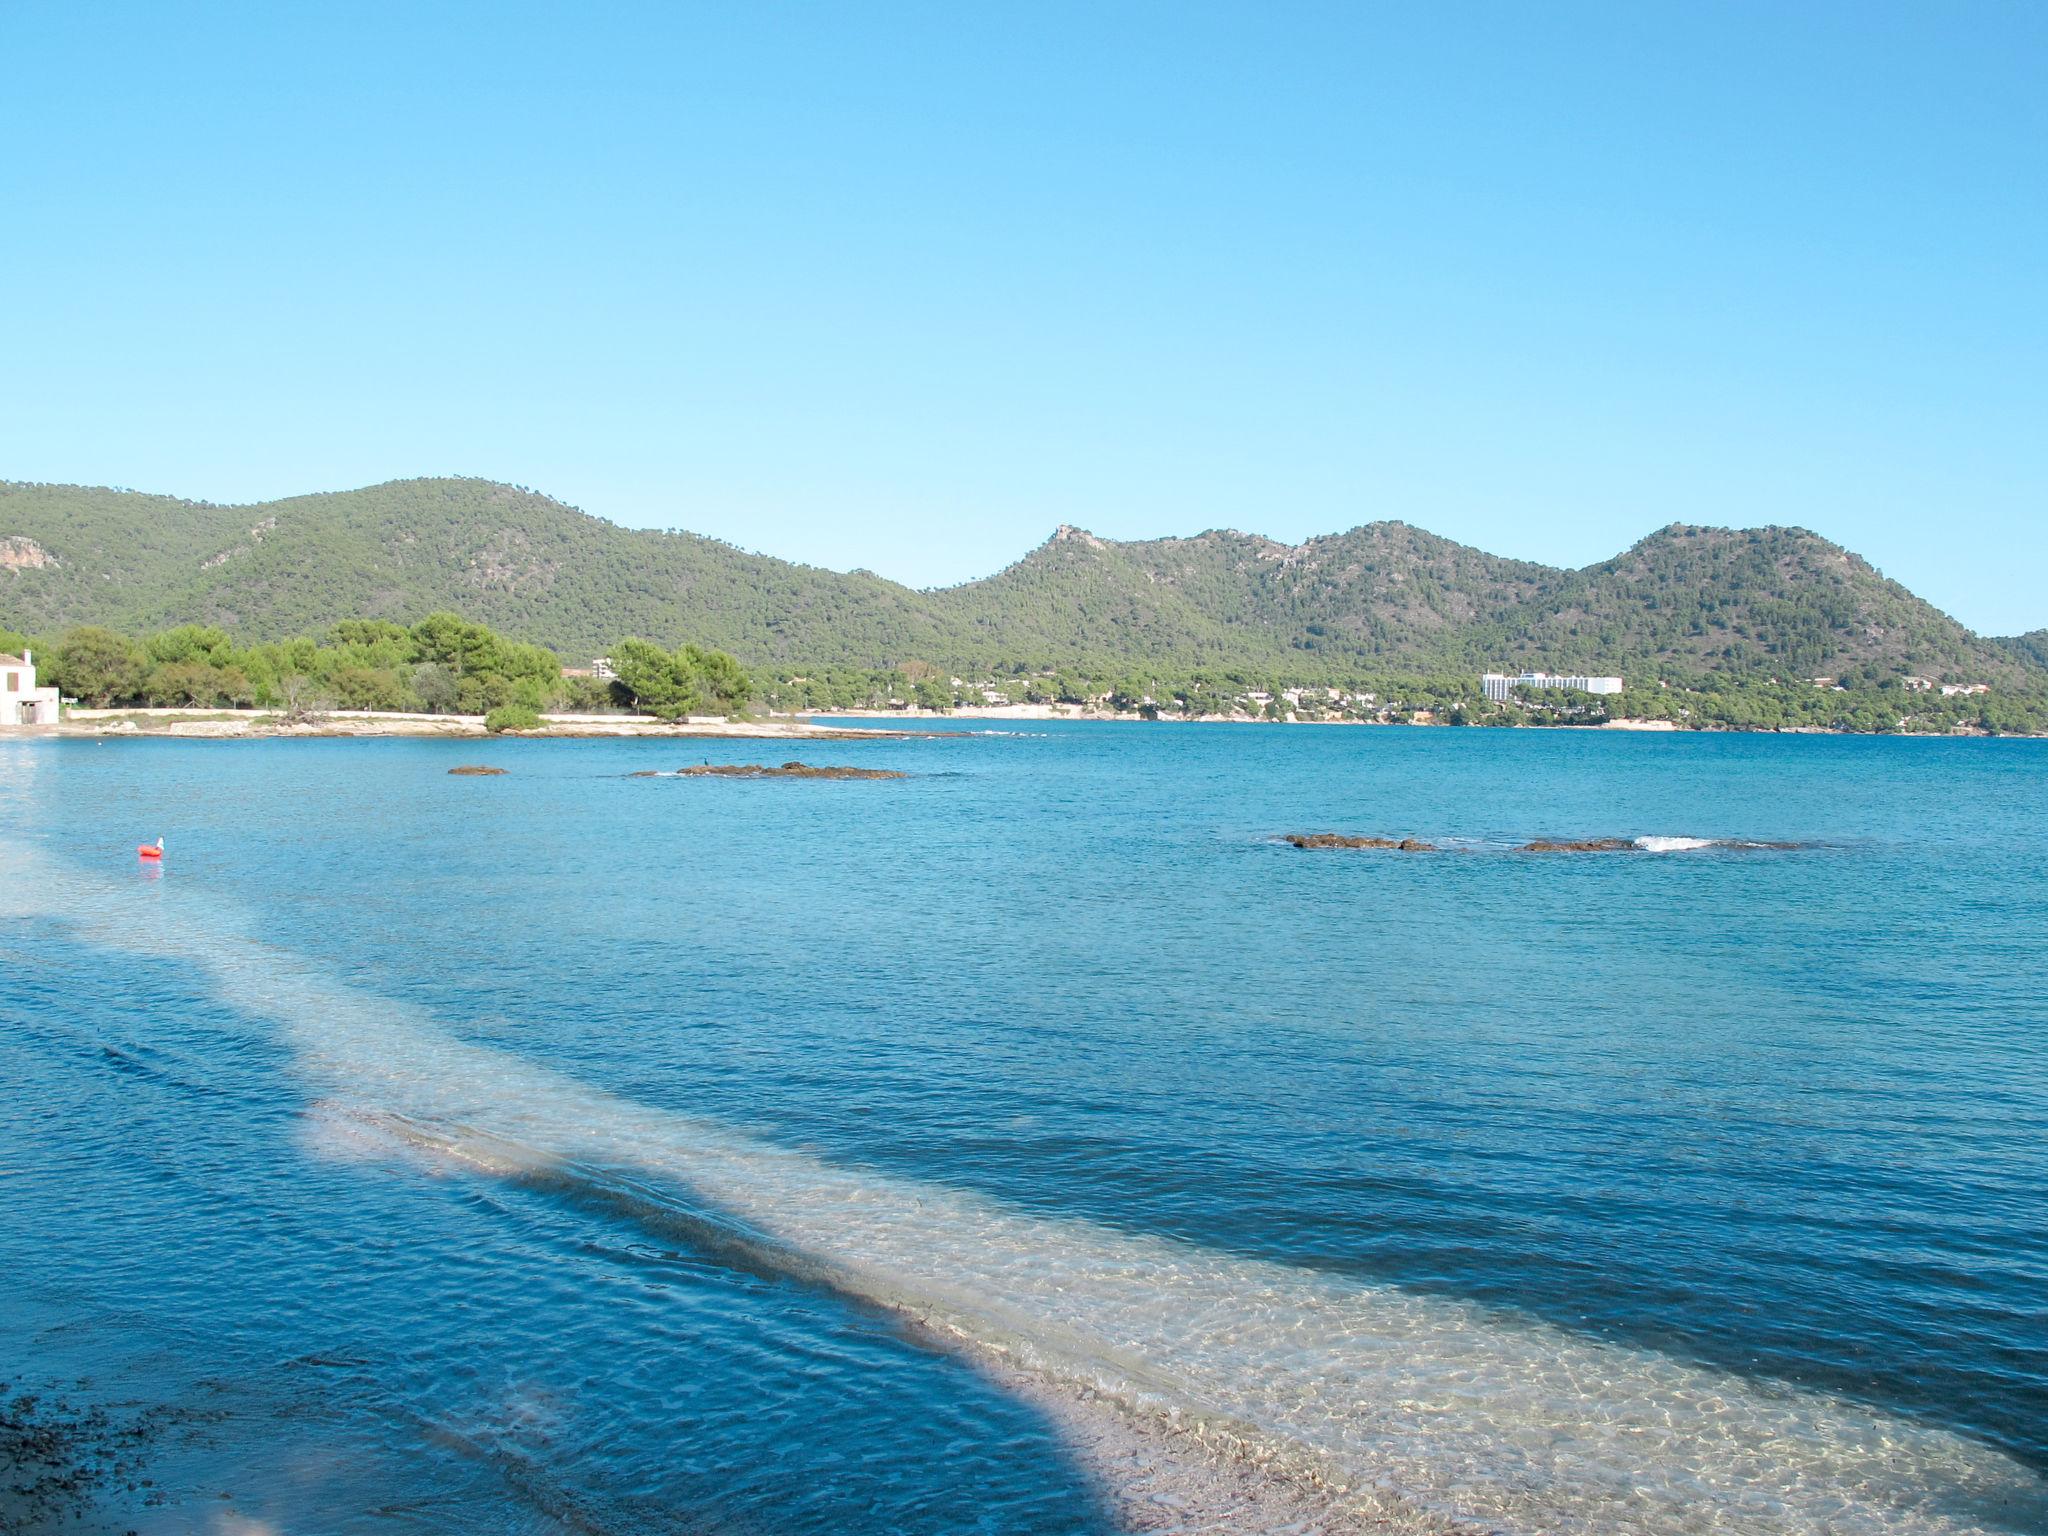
[484, 704, 543, 734]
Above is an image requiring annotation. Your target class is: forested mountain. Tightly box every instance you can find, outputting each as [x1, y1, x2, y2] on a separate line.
[0, 479, 946, 667]
[1468, 525, 2024, 680]
[0, 476, 2035, 684]
[933, 523, 1560, 671]
[1995, 629, 2048, 671]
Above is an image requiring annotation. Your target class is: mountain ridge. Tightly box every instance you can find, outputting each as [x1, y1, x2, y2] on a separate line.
[1, 476, 2035, 684]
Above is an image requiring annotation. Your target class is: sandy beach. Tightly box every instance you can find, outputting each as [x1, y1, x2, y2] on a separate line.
[8, 706, 2014, 742]
[813, 703, 1388, 725]
[37, 708, 929, 741]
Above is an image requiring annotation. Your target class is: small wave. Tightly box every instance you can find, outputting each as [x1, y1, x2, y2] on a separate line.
[1633, 836, 1810, 853]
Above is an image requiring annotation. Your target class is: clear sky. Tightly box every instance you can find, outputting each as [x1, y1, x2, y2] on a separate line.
[2, 2, 2043, 632]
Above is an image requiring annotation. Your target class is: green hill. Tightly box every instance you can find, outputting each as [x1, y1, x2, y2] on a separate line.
[0, 478, 951, 667]
[933, 522, 1562, 673]
[1469, 524, 2024, 681]
[1994, 629, 2048, 671]
[0, 476, 2034, 685]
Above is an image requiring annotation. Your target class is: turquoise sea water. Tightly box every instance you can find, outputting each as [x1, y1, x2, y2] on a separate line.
[2, 724, 2045, 1534]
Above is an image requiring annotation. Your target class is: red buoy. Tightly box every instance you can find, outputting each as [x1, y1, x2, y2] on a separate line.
[138, 839, 164, 860]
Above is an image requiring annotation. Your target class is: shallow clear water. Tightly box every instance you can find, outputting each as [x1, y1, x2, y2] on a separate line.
[3, 725, 2045, 1533]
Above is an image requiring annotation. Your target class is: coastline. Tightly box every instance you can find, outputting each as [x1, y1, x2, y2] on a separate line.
[1, 705, 2032, 741]
[808, 706, 2026, 738]
[18, 708, 928, 741]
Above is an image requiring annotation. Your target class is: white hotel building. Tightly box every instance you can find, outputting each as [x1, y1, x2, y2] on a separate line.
[1482, 671, 1624, 703]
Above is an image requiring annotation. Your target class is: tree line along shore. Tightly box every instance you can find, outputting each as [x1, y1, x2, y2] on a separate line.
[2, 616, 751, 733]
[6, 614, 2048, 737]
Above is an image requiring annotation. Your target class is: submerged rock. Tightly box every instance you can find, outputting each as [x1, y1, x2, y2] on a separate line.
[672, 762, 908, 780]
[1517, 837, 1636, 852]
[1285, 833, 1437, 851]
[447, 765, 507, 776]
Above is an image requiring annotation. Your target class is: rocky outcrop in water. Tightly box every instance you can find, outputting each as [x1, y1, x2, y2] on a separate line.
[1517, 837, 1635, 852]
[637, 761, 908, 780]
[1285, 833, 1437, 851]
[447, 765, 506, 776]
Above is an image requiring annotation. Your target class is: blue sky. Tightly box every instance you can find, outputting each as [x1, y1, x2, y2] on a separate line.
[2, 1, 2043, 631]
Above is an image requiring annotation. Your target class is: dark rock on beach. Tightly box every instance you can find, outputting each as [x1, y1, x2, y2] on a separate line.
[1517, 837, 1636, 852]
[447, 765, 507, 776]
[1285, 833, 1437, 851]
[0, 1381, 182, 1530]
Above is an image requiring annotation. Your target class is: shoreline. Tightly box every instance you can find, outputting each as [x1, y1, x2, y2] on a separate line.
[0, 706, 2034, 741]
[13, 708, 931, 741]
[808, 706, 2030, 738]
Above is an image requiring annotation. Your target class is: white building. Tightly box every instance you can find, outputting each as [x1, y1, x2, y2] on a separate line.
[1482, 671, 1624, 703]
[1, 650, 62, 725]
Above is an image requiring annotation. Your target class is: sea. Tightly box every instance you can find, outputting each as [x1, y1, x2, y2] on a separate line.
[2, 723, 2044, 1535]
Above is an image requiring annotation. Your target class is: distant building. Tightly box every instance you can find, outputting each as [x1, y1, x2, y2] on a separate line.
[1941, 683, 1989, 697]
[591, 657, 618, 681]
[0, 650, 62, 726]
[1482, 671, 1624, 703]
[1902, 676, 1935, 692]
